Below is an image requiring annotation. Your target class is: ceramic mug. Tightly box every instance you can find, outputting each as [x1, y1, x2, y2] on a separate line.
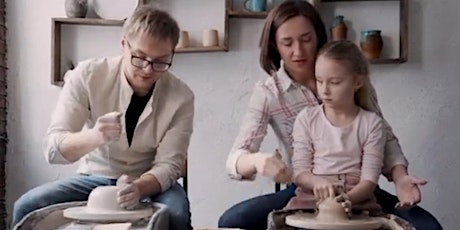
[202, 29, 219, 47]
[244, 0, 267, 12]
[176, 30, 190, 48]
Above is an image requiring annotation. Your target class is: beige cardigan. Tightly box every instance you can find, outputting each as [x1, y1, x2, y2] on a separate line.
[44, 56, 194, 192]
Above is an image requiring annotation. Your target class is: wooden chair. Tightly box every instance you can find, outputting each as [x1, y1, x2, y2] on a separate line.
[275, 182, 281, 192]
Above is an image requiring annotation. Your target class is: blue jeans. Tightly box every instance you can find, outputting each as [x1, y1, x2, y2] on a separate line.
[218, 185, 442, 230]
[219, 184, 297, 230]
[13, 175, 192, 230]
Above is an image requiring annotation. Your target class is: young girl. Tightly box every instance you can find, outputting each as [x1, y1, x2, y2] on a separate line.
[267, 40, 404, 229]
[287, 40, 384, 213]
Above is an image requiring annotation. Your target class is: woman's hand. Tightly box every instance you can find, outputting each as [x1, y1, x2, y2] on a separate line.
[253, 150, 292, 183]
[394, 174, 427, 208]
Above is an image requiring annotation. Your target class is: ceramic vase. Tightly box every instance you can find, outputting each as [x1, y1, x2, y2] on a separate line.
[177, 31, 190, 48]
[360, 30, 383, 60]
[65, 0, 88, 18]
[330, 15, 347, 41]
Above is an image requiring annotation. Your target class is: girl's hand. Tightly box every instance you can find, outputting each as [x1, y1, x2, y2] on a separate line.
[311, 176, 336, 200]
[335, 192, 352, 215]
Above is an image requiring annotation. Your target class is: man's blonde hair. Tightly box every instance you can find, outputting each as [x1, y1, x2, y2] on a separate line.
[122, 5, 179, 46]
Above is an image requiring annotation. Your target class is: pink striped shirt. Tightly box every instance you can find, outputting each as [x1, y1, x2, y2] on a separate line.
[292, 105, 384, 183]
[226, 65, 407, 180]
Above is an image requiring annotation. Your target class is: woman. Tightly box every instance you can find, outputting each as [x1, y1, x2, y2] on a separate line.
[218, 1, 442, 230]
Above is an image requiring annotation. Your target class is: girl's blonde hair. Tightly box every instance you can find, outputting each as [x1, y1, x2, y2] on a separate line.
[317, 40, 378, 113]
[122, 5, 179, 46]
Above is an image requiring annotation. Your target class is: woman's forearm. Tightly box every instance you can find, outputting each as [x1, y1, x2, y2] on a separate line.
[391, 164, 408, 183]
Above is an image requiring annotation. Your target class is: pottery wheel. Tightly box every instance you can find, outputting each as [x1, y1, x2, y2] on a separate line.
[63, 206, 153, 222]
[285, 197, 382, 230]
[285, 212, 382, 230]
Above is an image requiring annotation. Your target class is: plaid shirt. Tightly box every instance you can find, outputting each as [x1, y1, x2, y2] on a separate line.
[226, 65, 408, 180]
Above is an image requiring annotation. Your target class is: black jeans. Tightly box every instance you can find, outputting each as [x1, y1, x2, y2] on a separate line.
[374, 186, 443, 230]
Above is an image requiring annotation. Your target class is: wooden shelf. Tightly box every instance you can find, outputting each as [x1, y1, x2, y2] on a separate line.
[51, 0, 407, 86]
[51, 18, 126, 86]
[225, 0, 408, 64]
[51, 15, 229, 86]
[53, 17, 125, 26]
[321, 0, 398, 2]
[53, 81, 65, 87]
[369, 58, 406, 64]
[317, 0, 408, 63]
[227, 10, 268, 19]
[176, 46, 228, 53]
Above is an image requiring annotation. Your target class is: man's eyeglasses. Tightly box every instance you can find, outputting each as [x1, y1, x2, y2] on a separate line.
[126, 40, 174, 72]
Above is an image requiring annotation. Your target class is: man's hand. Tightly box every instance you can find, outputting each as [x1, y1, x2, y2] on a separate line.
[394, 175, 427, 208]
[116, 175, 141, 210]
[91, 112, 123, 145]
[253, 150, 292, 183]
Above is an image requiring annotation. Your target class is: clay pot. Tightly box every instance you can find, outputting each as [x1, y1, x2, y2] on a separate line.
[330, 15, 347, 41]
[316, 198, 348, 221]
[360, 30, 383, 60]
[176, 31, 190, 48]
[65, 0, 88, 18]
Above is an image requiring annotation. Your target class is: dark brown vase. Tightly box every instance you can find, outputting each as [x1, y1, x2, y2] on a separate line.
[330, 15, 347, 41]
[360, 30, 383, 60]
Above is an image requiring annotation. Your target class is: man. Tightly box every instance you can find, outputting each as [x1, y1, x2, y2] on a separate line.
[13, 6, 193, 230]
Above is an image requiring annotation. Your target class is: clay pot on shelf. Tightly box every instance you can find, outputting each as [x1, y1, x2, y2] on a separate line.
[176, 31, 190, 48]
[330, 15, 347, 41]
[65, 0, 88, 18]
[360, 30, 383, 60]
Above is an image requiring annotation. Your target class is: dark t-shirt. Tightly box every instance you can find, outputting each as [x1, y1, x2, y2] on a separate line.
[125, 85, 154, 146]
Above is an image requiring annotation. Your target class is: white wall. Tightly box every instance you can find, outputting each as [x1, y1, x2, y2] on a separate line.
[6, 0, 460, 229]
